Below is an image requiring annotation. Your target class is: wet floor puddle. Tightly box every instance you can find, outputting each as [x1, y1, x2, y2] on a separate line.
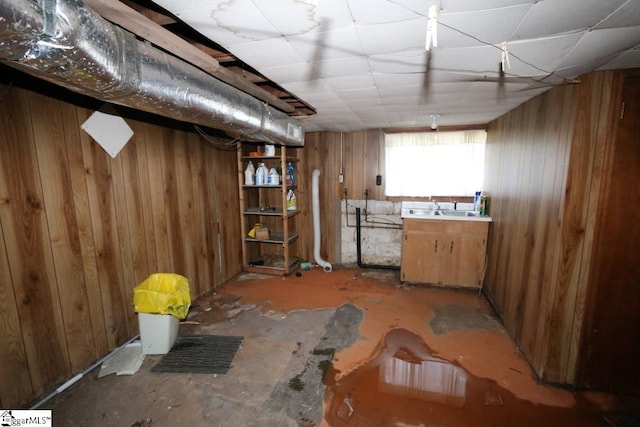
[324, 329, 608, 427]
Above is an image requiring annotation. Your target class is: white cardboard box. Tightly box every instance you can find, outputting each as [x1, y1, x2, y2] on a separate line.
[138, 313, 179, 355]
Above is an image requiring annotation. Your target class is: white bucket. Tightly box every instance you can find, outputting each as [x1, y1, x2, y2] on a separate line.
[138, 313, 179, 355]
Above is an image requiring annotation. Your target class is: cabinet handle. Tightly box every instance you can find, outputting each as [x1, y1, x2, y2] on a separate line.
[434, 240, 438, 252]
[450, 241, 454, 253]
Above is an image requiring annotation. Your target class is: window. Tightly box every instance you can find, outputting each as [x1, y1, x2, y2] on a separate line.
[384, 130, 486, 197]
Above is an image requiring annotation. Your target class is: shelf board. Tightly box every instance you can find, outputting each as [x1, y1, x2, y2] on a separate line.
[245, 206, 282, 215]
[244, 207, 300, 218]
[241, 156, 299, 162]
[242, 184, 298, 189]
[245, 255, 300, 275]
[245, 231, 298, 244]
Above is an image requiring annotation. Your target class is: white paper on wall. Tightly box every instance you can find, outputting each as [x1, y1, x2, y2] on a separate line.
[81, 110, 134, 158]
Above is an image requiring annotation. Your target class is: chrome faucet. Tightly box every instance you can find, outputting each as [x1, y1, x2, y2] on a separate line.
[433, 201, 441, 210]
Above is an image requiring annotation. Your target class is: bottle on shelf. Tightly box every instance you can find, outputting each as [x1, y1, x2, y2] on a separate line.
[244, 161, 255, 185]
[267, 167, 279, 185]
[255, 162, 267, 185]
[286, 162, 295, 185]
[286, 189, 297, 211]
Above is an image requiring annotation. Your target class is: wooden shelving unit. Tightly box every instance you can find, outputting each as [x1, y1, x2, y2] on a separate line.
[237, 142, 300, 275]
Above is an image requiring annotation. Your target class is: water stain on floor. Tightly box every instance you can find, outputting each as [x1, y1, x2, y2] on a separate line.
[429, 304, 502, 335]
[324, 328, 616, 427]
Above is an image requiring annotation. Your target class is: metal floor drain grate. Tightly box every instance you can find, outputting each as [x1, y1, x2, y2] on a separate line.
[151, 335, 244, 374]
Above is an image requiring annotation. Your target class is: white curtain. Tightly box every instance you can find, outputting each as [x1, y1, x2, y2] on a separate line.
[384, 130, 486, 197]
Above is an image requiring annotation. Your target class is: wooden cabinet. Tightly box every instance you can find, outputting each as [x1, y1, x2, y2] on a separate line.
[401, 219, 489, 288]
[237, 142, 300, 275]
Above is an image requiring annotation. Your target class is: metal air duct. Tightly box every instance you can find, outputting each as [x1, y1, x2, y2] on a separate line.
[0, 0, 304, 146]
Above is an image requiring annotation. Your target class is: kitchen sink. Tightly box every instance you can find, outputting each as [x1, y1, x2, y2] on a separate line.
[400, 203, 491, 222]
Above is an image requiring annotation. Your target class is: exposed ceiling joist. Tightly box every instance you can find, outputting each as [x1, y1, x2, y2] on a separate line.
[83, 0, 314, 116]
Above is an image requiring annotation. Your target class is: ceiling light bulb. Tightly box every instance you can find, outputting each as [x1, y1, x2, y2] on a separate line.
[430, 114, 439, 130]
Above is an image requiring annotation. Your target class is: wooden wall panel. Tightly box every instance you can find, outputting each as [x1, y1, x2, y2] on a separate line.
[578, 73, 640, 394]
[483, 71, 619, 385]
[81, 117, 131, 350]
[294, 129, 386, 265]
[0, 73, 242, 407]
[0, 136, 33, 408]
[29, 93, 97, 373]
[297, 132, 341, 264]
[0, 87, 70, 401]
[68, 108, 109, 359]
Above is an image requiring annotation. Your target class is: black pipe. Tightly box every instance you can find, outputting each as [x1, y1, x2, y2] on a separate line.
[356, 208, 401, 270]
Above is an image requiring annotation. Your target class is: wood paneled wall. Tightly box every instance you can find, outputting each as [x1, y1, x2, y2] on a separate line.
[0, 75, 242, 408]
[294, 130, 382, 265]
[5, 59, 629, 407]
[483, 70, 618, 385]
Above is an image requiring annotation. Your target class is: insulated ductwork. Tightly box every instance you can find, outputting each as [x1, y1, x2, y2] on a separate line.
[0, 0, 304, 146]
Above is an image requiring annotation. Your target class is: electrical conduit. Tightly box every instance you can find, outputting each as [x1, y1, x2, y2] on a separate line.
[312, 169, 332, 272]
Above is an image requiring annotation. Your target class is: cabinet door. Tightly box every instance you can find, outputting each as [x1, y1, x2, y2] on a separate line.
[401, 220, 444, 284]
[442, 231, 487, 287]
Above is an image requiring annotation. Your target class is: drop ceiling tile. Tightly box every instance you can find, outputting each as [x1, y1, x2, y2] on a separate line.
[559, 26, 640, 70]
[170, 1, 295, 47]
[252, 0, 320, 36]
[347, 98, 384, 110]
[283, 81, 340, 101]
[425, 81, 472, 94]
[226, 38, 305, 69]
[337, 86, 380, 101]
[441, 0, 533, 14]
[373, 72, 428, 88]
[421, 92, 464, 104]
[348, 0, 429, 25]
[595, 1, 640, 29]
[325, 74, 376, 91]
[368, 50, 429, 73]
[260, 62, 316, 84]
[511, 0, 628, 40]
[288, 26, 364, 61]
[314, 0, 355, 30]
[209, 0, 279, 42]
[152, 0, 218, 14]
[438, 4, 530, 47]
[597, 47, 640, 70]
[378, 84, 427, 98]
[428, 45, 502, 74]
[355, 18, 428, 55]
[506, 33, 583, 76]
[310, 56, 371, 79]
[380, 96, 421, 107]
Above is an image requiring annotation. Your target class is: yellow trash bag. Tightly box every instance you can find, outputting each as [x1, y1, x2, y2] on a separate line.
[133, 273, 191, 319]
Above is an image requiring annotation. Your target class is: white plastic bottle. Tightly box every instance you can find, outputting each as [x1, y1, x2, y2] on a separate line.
[267, 167, 279, 185]
[286, 189, 297, 211]
[244, 161, 255, 185]
[255, 162, 266, 185]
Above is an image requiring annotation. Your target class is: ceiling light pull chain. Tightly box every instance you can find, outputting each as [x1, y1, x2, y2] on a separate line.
[501, 41, 511, 72]
[425, 5, 438, 51]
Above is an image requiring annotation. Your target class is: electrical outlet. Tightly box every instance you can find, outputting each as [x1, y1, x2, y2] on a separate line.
[339, 174, 344, 183]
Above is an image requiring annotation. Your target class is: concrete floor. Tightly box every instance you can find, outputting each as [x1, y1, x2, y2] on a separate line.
[45, 267, 638, 426]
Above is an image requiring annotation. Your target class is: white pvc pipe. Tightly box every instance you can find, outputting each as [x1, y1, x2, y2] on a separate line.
[311, 169, 332, 272]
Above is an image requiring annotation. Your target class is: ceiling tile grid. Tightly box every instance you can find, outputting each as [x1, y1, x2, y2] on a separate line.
[150, 0, 640, 131]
